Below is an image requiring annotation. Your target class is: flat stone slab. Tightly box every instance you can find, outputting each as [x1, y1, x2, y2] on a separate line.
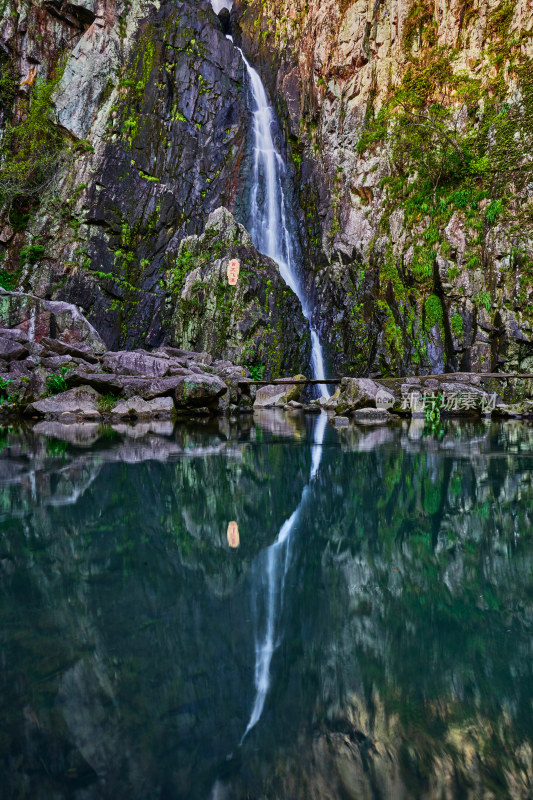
[332, 416, 350, 427]
[352, 408, 394, 424]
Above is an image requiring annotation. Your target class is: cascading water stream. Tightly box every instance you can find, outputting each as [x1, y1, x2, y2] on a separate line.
[209, 9, 330, 780]
[238, 51, 329, 398]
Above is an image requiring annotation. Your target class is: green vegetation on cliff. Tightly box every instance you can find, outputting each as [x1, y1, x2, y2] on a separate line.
[354, 0, 533, 373]
[0, 69, 65, 208]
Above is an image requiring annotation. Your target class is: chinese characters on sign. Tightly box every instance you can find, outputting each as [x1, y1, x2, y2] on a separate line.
[400, 390, 498, 414]
[227, 258, 240, 286]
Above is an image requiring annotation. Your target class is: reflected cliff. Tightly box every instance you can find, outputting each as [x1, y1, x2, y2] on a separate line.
[1, 417, 533, 799]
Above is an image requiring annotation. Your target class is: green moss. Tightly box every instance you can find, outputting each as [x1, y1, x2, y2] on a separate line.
[451, 313, 464, 337]
[168, 244, 196, 295]
[424, 294, 443, 332]
[474, 291, 491, 311]
[19, 240, 45, 266]
[0, 269, 20, 291]
[0, 69, 65, 208]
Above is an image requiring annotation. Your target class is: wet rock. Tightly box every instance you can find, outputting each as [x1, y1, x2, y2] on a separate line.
[109, 396, 174, 420]
[25, 386, 102, 420]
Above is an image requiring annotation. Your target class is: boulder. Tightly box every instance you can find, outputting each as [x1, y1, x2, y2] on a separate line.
[0, 337, 29, 361]
[8, 359, 37, 376]
[0, 327, 30, 343]
[166, 207, 311, 378]
[352, 408, 394, 423]
[173, 373, 227, 408]
[67, 370, 124, 394]
[282, 375, 307, 403]
[324, 378, 386, 414]
[109, 396, 174, 420]
[332, 416, 350, 427]
[40, 337, 100, 364]
[119, 376, 198, 400]
[25, 386, 102, 420]
[254, 385, 286, 408]
[157, 347, 213, 365]
[253, 377, 307, 408]
[103, 351, 171, 378]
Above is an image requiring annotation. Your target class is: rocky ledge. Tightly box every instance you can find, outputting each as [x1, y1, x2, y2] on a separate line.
[317, 375, 533, 422]
[0, 289, 257, 421]
[1, 288, 531, 423]
[252, 374, 533, 420]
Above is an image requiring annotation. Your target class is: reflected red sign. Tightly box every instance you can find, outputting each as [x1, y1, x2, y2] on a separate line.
[227, 521, 240, 548]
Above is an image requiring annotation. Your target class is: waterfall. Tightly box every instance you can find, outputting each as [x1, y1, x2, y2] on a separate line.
[208, 3, 331, 768]
[238, 52, 330, 398]
[219, 7, 329, 394]
[240, 411, 328, 744]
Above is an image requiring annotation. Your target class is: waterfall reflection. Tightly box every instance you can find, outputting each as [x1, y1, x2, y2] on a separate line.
[1, 418, 533, 800]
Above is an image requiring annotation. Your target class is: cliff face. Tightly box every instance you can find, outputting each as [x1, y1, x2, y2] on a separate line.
[1, 0, 254, 351]
[234, 0, 533, 377]
[1, 0, 532, 378]
[2, 0, 307, 366]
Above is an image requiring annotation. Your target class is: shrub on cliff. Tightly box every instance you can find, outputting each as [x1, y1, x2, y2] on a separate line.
[0, 73, 65, 209]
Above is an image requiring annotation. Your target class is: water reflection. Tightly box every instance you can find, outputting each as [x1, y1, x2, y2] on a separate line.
[0, 416, 532, 799]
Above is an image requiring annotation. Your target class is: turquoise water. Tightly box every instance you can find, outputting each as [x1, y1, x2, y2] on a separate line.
[1, 414, 532, 799]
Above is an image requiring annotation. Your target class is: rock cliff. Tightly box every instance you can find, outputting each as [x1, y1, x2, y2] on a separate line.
[1, 0, 264, 348]
[1, 0, 532, 378]
[234, 0, 533, 376]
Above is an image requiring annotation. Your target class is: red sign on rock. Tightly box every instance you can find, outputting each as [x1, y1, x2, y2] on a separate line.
[227, 258, 240, 286]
